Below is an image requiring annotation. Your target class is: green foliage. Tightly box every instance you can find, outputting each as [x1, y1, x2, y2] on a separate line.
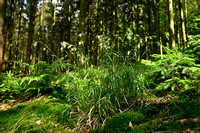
[143, 47, 200, 99]
[66, 63, 148, 128]
[18, 58, 71, 94]
[103, 112, 145, 133]
[184, 35, 200, 64]
[0, 58, 71, 102]
[0, 71, 21, 102]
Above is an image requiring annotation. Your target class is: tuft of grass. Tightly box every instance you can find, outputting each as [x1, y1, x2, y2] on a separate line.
[67, 63, 148, 128]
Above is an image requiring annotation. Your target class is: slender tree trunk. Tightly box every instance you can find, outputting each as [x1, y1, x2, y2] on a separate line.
[16, 0, 23, 61]
[112, 0, 116, 53]
[6, 0, 14, 70]
[175, 1, 181, 48]
[136, 0, 140, 61]
[158, 2, 163, 58]
[0, 0, 4, 74]
[36, 6, 43, 63]
[79, 0, 89, 65]
[168, 0, 176, 49]
[179, 0, 187, 48]
[153, 0, 160, 54]
[147, 0, 154, 55]
[27, 0, 37, 65]
[132, 3, 137, 60]
[49, 1, 56, 64]
[143, 4, 148, 60]
[93, 0, 98, 65]
[98, 0, 104, 65]
[184, 0, 188, 46]
[66, 1, 71, 60]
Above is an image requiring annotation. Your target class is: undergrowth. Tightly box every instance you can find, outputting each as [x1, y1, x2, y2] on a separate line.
[143, 46, 200, 100]
[0, 36, 200, 132]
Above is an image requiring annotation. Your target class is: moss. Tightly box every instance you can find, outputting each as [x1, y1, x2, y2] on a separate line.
[0, 98, 71, 133]
[103, 112, 145, 133]
[89, 128, 102, 133]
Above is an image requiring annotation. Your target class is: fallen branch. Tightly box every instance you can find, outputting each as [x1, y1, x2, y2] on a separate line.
[176, 118, 200, 124]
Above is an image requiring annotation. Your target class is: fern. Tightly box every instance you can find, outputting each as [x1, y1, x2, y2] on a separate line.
[144, 47, 200, 99]
[17, 58, 71, 94]
[51, 58, 71, 72]
[184, 35, 200, 64]
[0, 71, 21, 101]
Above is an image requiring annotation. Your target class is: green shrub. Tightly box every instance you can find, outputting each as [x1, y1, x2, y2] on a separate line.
[0, 71, 21, 102]
[19, 58, 71, 94]
[143, 47, 200, 99]
[103, 112, 145, 133]
[184, 35, 200, 64]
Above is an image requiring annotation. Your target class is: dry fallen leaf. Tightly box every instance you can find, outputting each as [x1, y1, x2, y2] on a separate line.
[129, 121, 134, 130]
[54, 124, 58, 128]
[155, 98, 161, 104]
[36, 120, 45, 126]
[0, 104, 10, 110]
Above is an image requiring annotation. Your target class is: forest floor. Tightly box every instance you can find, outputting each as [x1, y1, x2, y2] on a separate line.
[0, 94, 200, 133]
[1, 49, 200, 132]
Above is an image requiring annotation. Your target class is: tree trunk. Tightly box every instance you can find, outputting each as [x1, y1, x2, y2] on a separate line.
[175, 1, 181, 48]
[27, 0, 37, 65]
[79, 0, 89, 65]
[136, 0, 140, 61]
[184, 0, 188, 46]
[158, 2, 163, 58]
[147, 0, 154, 55]
[5, 0, 14, 70]
[153, 0, 160, 54]
[0, 0, 4, 74]
[168, 0, 176, 49]
[49, 1, 57, 64]
[112, 0, 116, 53]
[16, 0, 23, 61]
[132, 3, 137, 61]
[179, 0, 187, 48]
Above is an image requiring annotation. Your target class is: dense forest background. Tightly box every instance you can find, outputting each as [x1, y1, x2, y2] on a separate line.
[0, 0, 199, 72]
[0, 0, 200, 132]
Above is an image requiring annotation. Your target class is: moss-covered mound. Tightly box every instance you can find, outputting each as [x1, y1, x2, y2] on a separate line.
[103, 112, 145, 133]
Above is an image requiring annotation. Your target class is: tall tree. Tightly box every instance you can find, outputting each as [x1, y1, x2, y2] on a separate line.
[153, 0, 160, 54]
[136, 0, 140, 61]
[168, 0, 176, 49]
[5, 0, 15, 70]
[0, 0, 4, 74]
[79, 0, 89, 65]
[184, 0, 188, 44]
[179, 0, 187, 48]
[158, 1, 163, 57]
[26, 0, 38, 65]
[147, 0, 154, 55]
[175, 0, 181, 48]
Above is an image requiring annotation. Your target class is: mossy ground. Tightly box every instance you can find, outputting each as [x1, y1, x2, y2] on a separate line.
[1, 96, 199, 133]
[0, 96, 74, 133]
[92, 101, 200, 133]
